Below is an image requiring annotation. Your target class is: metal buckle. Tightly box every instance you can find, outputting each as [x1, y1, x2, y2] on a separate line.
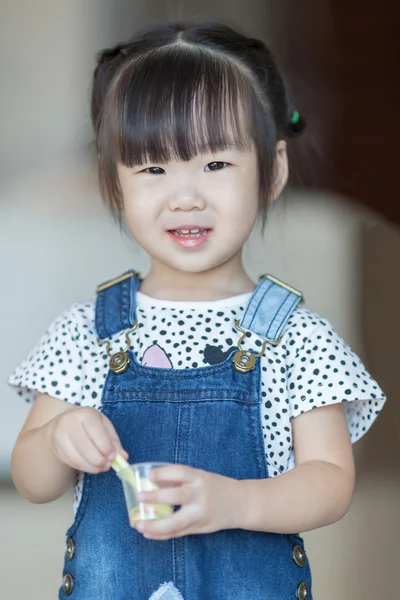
[233, 320, 270, 373]
[96, 271, 141, 294]
[97, 322, 138, 374]
[258, 274, 304, 304]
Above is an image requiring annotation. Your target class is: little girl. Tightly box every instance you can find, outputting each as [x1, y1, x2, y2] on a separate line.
[9, 21, 386, 600]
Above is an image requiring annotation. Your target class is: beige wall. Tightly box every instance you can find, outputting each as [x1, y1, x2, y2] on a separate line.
[1, 1, 398, 599]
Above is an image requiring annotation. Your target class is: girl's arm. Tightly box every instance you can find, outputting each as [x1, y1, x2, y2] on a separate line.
[12, 394, 78, 502]
[134, 403, 355, 539]
[11, 393, 127, 504]
[240, 402, 355, 533]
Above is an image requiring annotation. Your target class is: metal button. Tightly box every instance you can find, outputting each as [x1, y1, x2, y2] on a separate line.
[297, 581, 310, 599]
[292, 544, 306, 567]
[66, 538, 75, 560]
[63, 573, 74, 596]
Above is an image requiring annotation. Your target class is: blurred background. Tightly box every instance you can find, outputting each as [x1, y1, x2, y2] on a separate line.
[1, 1, 399, 598]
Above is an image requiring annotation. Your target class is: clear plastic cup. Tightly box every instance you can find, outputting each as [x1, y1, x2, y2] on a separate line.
[119, 462, 174, 528]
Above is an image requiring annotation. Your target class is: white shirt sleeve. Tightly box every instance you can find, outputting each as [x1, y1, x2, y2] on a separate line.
[8, 304, 85, 405]
[287, 316, 386, 443]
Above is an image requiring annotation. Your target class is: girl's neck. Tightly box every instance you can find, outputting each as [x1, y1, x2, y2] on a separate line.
[139, 255, 255, 302]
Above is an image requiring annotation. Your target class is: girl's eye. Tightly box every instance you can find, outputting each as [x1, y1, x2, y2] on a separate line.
[143, 167, 166, 175]
[204, 161, 229, 172]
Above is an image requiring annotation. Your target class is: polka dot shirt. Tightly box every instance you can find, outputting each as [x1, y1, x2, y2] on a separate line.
[8, 291, 386, 514]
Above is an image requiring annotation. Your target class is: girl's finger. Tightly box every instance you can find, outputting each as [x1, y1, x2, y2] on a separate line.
[136, 485, 191, 506]
[72, 424, 109, 469]
[151, 464, 198, 485]
[78, 419, 114, 458]
[59, 435, 106, 473]
[142, 526, 196, 541]
[80, 417, 115, 459]
[138, 506, 195, 539]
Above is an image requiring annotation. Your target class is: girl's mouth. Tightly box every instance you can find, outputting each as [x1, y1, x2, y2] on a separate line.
[170, 228, 210, 238]
[167, 227, 212, 249]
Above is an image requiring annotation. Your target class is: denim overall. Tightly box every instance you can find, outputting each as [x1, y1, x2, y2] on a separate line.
[59, 272, 313, 600]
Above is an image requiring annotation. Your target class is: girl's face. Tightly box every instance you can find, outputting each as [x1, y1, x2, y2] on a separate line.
[117, 142, 286, 275]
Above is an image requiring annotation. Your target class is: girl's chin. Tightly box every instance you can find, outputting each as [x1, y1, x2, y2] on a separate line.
[152, 252, 238, 277]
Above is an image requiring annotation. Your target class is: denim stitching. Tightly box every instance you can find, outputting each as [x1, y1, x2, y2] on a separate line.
[265, 291, 290, 338]
[270, 295, 299, 339]
[248, 281, 273, 329]
[241, 279, 265, 325]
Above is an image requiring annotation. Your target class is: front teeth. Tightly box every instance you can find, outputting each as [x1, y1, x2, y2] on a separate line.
[173, 229, 208, 238]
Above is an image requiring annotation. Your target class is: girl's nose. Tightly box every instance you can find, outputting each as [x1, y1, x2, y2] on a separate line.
[168, 188, 206, 212]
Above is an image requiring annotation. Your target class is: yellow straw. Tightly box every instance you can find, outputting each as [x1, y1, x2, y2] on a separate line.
[111, 453, 137, 491]
[110, 453, 130, 473]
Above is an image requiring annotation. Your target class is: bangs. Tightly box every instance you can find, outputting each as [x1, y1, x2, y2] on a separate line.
[101, 45, 261, 166]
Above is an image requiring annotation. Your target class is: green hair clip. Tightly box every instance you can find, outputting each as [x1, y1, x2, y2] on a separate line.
[290, 110, 300, 125]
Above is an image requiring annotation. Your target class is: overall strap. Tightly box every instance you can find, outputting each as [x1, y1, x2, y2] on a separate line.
[239, 274, 304, 344]
[95, 270, 303, 344]
[95, 270, 141, 339]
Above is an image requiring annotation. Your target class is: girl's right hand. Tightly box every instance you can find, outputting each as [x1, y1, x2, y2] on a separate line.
[49, 406, 128, 474]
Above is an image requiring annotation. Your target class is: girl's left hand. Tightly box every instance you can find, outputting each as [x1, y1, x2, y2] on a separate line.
[135, 464, 247, 540]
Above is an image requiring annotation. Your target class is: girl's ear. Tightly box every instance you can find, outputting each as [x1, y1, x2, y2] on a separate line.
[269, 140, 288, 202]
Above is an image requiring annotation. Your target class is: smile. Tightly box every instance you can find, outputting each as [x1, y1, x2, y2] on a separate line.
[170, 228, 211, 238]
[167, 226, 212, 249]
